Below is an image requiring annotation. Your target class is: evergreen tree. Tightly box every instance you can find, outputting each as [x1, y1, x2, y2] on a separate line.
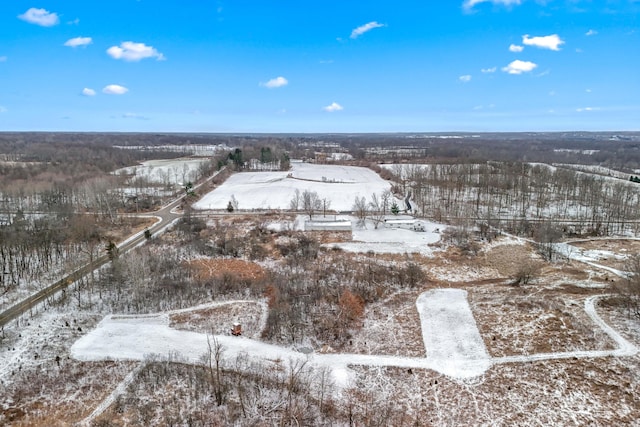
[391, 201, 400, 215]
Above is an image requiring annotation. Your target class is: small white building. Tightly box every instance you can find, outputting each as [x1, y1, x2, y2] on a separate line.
[383, 218, 427, 232]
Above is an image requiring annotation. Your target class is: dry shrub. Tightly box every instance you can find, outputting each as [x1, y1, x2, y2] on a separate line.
[339, 290, 365, 322]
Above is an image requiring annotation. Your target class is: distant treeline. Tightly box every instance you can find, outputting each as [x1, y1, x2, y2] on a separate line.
[2, 131, 639, 172]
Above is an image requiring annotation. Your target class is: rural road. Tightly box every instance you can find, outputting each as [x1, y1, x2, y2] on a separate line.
[0, 200, 181, 328]
[0, 168, 224, 329]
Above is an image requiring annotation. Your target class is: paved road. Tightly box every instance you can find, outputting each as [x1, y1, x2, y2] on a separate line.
[0, 203, 181, 328]
[0, 168, 224, 329]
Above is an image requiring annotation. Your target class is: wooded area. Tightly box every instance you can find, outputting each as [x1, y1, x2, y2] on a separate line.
[2, 131, 640, 426]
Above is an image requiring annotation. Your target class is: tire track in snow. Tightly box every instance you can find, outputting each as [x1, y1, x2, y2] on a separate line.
[79, 362, 145, 427]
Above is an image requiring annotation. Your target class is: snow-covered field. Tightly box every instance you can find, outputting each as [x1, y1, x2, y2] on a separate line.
[193, 161, 392, 211]
[553, 242, 630, 277]
[327, 219, 443, 255]
[265, 214, 445, 255]
[115, 158, 209, 186]
[115, 144, 230, 157]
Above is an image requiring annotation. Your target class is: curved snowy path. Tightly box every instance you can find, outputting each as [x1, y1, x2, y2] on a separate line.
[71, 290, 637, 387]
[493, 295, 637, 366]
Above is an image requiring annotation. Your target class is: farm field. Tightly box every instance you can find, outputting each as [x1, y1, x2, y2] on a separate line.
[115, 158, 211, 187]
[193, 161, 393, 211]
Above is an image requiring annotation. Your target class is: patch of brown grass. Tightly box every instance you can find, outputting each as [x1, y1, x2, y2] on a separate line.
[568, 238, 638, 270]
[1, 360, 137, 427]
[103, 217, 156, 243]
[480, 243, 539, 277]
[187, 258, 267, 282]
[469, 285, 616, 357]
[350, 289, 426, 357]
[169, 301, 265, 338]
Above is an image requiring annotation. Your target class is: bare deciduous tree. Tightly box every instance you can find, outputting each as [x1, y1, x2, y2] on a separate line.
[352, 196, 368, 227]
[368, 193, 386, 229]
[301, 190, 322, 220]
[205, 334, 227, 406]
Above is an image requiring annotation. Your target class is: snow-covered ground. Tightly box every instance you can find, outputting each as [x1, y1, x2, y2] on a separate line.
[553, 242, 629, 277]
[328, 219, 443, 255]
[115, 158, 210, 186]
[193, 162, 392, 211]
[417, 289, 491, 378]
[70, 290, 490, 385]
[70, 289, 636, 387]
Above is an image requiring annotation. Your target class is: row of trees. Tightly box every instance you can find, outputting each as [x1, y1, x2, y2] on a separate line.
[352, 190, 400, 229]
[289, 190, 332, 219]
[225, 146, 291, 171]
[388, 162, 640, 237]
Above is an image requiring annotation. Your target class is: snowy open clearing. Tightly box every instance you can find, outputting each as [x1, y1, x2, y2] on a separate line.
[71, 289, 636, 387]
[193, 161, 392, 211]
[336, 220, 443, 255]
[303, 216, 446, 255]
[115, 158, 209, 186]
[417, 289, 491, 378]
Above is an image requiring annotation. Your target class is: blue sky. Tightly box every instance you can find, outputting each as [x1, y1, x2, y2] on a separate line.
[0, 0, 638, 132]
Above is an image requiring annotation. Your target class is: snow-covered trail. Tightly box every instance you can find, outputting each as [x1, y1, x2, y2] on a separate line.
[71, 288, 638, 390]
[79, 362, 145, 427]
[493, 295, 637, 366]
[70, 290, 489, 382]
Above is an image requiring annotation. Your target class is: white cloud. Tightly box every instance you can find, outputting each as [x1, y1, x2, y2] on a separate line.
[261, 76, 288, 88]
[481, 67, 497, 73]
[502, 59, 537, 74]
[509, 44, 524, 52]
[64, 37, 93, 48]
[107, 42, 165, 61]
[18, 8, 59, 27]
[82, 88, 96, 96]
[459, 75, 472, 83]
[0, 56, 6, 62]
[585, 29, 598, 36]
[323, 102, 344, 112]
[586, 88, 592, 93]
[350, 21, 385, 39]
[522, 34, 564, 51]
[463, 0, 521, 10]
[122, 113, 149, 120]
[577, 107, 599, 112]
[102, 84, 129, 95]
